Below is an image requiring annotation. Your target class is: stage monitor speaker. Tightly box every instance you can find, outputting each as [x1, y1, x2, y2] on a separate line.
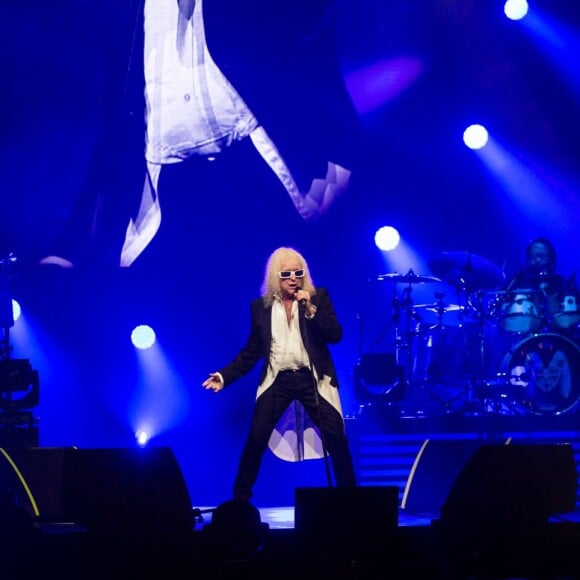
[294, 486, 399, 563]
[0, 446, 193, 534]
[439, 443, 577, 532]
[61, 447, 193, 534]
[0, 446, 68, 522]
[401, 438, 484, 515]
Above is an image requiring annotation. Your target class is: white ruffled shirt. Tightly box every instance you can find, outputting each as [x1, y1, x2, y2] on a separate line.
[120, 0, 352, 266]
[259, 298, 343, 462]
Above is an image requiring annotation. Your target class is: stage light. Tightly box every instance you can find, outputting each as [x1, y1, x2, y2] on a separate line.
[12, 299, 21, 322]
[504, 0, 528, 21]
[0, 358, 40, 431]
[131, 325, 156, 350]
[463, 124, 489, 150]
[135, 430, 150, 447]
[374, 226, 401, 252]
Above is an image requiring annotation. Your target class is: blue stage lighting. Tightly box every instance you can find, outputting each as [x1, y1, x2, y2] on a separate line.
[136, 430, 150, 446]
[463, 124, 489, 150]
[374, 226, 401, 252]
[504, 0, 529, 21]
[12, 299, 21, 322]
[131, 325, 156, 350]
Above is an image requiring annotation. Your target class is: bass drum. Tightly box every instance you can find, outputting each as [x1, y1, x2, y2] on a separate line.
[498, 333, 580, 415]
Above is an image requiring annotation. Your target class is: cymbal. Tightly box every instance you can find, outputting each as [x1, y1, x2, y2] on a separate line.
[414, 303, 465, 312]
[428, 251, 505, 290]
[472, 288, 542, 298]
[377, 270, 441, 284]
[504, 288, 543, 294]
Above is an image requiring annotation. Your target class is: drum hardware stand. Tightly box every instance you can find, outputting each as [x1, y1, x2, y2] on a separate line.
[392, 285, 418, 403]
[426, 250, 513, 415]
[444, 280, 484, 416]
[392, 284, 417, 371]
[478, 372, 529, 416]
[538, 288, 555, 333]
[465, 306, 518, 416]
[476, 375, 522, 416]
[430, 292, 453, 325]
[469, 289, 496, 397]
[447, 376, 485, 416]
[392, 285, 433, 416]
[393, 292, 461, 417]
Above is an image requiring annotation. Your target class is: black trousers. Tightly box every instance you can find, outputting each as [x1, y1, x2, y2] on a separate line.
[233, 367, 357, 501]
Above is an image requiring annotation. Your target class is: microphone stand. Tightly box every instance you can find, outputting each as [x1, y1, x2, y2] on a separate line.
[298, 301, 333, 489]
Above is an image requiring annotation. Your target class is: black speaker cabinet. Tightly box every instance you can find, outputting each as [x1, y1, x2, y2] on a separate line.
[0, 446, 193, 534]
[403, 440, 578, 525]
[402, 438, 484, 515]
[430, 442, 579, 576]
[294, 486, 399, 562]
[0, 446, 68, 522]
[440, 443, 577, 530]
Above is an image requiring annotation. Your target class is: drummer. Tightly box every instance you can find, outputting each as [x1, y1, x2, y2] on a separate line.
[503, 236, 578, 332]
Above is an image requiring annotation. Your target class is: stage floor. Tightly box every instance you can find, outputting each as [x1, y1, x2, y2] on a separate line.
[230, 504, 580, 529]
[19, 502, 580, 580]
[207, 505, 433, 529]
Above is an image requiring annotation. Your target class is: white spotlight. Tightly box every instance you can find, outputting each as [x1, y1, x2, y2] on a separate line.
[504, 0, 529, 21]
[131, 324, 156, 350]
[374, 226, 401, 252]
[136, 430, 150, 447]
[463, 124, 489, 150]
[12, 299, 21, 322]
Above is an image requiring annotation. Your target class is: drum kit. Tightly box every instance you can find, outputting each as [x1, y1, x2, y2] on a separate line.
[369, 251, 580, 417]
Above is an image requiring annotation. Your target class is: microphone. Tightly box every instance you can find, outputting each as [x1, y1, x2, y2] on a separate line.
[296, 288, 307, 308]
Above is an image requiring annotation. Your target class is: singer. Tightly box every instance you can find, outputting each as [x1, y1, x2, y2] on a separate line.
[202, 246, 356, 502]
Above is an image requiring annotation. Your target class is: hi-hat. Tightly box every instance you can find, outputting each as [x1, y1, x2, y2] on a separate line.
[414, 303, 465, 312]
[377, 269, 441, 284]
[428, 251, 505, 289]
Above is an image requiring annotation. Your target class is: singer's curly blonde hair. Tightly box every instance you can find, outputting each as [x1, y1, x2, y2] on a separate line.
[261, 247, 316, 308]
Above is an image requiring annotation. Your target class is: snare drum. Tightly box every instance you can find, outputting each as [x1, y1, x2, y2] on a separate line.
[499, 290, 542, 333]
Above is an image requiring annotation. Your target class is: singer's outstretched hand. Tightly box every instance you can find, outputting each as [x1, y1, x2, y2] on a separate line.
[202, 372, 224, 393]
